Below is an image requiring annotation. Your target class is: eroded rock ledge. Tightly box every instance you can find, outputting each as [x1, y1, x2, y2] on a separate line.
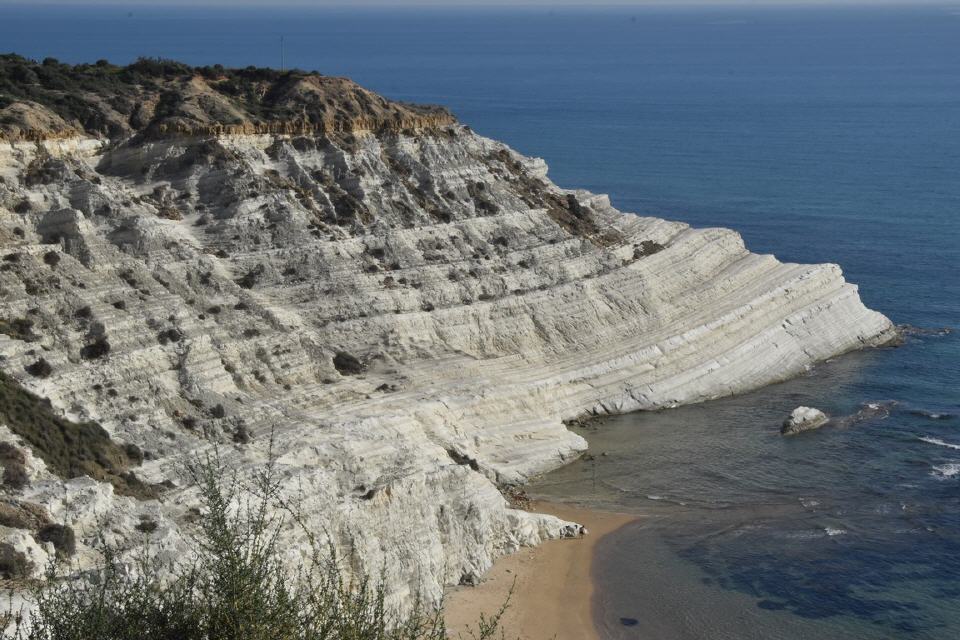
[0, 58, 895, 607]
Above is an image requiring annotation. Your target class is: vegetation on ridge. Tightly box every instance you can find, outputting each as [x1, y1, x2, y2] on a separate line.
[0, 371, 158, 498]
[0, 54, 453, 140]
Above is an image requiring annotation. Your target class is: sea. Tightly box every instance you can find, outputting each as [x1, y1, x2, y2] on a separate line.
[1, 3, 958, 638]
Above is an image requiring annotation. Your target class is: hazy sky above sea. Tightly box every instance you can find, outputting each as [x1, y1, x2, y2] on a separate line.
[3, 0, 954, 5]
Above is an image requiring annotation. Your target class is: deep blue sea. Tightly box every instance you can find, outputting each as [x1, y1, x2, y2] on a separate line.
[2, 3, 958, 638]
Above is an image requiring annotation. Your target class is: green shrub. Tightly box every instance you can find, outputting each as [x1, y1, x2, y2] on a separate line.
[0, 500, 48, 529]
[0, 444, 30, 491]
[1, 463, 29, 491]
[0, 443, 26, 466]
[79, 337, 110, 360]
[332, 351, 364, 376]
[0, 543, 32, 580]
[34, 524, 75, 558]
[3, 453, 508, 640]
[23, 359, 52, 379]
[0, 318, 37, 342]
[0, 372, 156, 498]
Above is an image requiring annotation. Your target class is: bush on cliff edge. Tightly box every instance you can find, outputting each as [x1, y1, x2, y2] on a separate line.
[2, 453, 507, 640]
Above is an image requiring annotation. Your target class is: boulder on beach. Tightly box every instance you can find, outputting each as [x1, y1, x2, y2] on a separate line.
[781, 406, 830, 435]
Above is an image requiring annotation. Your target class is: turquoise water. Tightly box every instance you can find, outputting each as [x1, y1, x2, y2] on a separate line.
[2, 4, 958, 637]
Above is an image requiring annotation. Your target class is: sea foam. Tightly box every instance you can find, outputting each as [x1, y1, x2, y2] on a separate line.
[918, 436, 960, 450]
[931, 463, 960, 479]
[909, 408, 955, 421]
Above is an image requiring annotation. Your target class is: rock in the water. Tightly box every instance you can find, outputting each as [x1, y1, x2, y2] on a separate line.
[782, 406, 830, 435]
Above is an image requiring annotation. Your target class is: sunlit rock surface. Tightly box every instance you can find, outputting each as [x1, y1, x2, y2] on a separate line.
[0, 58, 895, 606]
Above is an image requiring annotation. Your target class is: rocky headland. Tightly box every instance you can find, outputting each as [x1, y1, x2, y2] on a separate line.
[0, 56, 896, 608]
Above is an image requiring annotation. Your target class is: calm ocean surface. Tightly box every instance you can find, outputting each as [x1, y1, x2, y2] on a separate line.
[2, 3, 958, 638]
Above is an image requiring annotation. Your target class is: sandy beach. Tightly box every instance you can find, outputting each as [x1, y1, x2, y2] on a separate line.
[443, 501, 639, 640]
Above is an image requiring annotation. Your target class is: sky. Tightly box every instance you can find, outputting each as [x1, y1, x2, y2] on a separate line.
[1, 0, 953, 5]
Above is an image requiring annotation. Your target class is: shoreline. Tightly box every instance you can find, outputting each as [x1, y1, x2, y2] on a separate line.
[443, 501, 639, 640]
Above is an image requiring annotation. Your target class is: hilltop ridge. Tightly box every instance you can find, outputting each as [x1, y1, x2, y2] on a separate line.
[0, 55, 454, 141]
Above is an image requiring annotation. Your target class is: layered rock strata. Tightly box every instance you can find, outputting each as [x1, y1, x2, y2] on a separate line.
[0, 57, 896, 606]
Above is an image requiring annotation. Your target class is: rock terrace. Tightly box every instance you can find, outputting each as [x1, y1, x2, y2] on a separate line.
[0, 58, 896, 608]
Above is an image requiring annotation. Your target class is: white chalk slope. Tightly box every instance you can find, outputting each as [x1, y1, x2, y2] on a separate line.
[0, 125, 894, 606]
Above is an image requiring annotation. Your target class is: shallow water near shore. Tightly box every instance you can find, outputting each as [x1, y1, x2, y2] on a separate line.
[2, 3, 959, 638]
[529, 335, 960, 639]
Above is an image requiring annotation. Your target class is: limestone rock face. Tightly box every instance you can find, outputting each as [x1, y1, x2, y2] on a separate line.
[782, 406, 831, 435]
[0, 62, 896, 609]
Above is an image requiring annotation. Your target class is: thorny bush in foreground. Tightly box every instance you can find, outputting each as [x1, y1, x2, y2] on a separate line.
[2, 451, 510, 640]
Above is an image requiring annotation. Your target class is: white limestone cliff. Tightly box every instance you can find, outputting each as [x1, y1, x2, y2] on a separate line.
[0, 117, 896, 607]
